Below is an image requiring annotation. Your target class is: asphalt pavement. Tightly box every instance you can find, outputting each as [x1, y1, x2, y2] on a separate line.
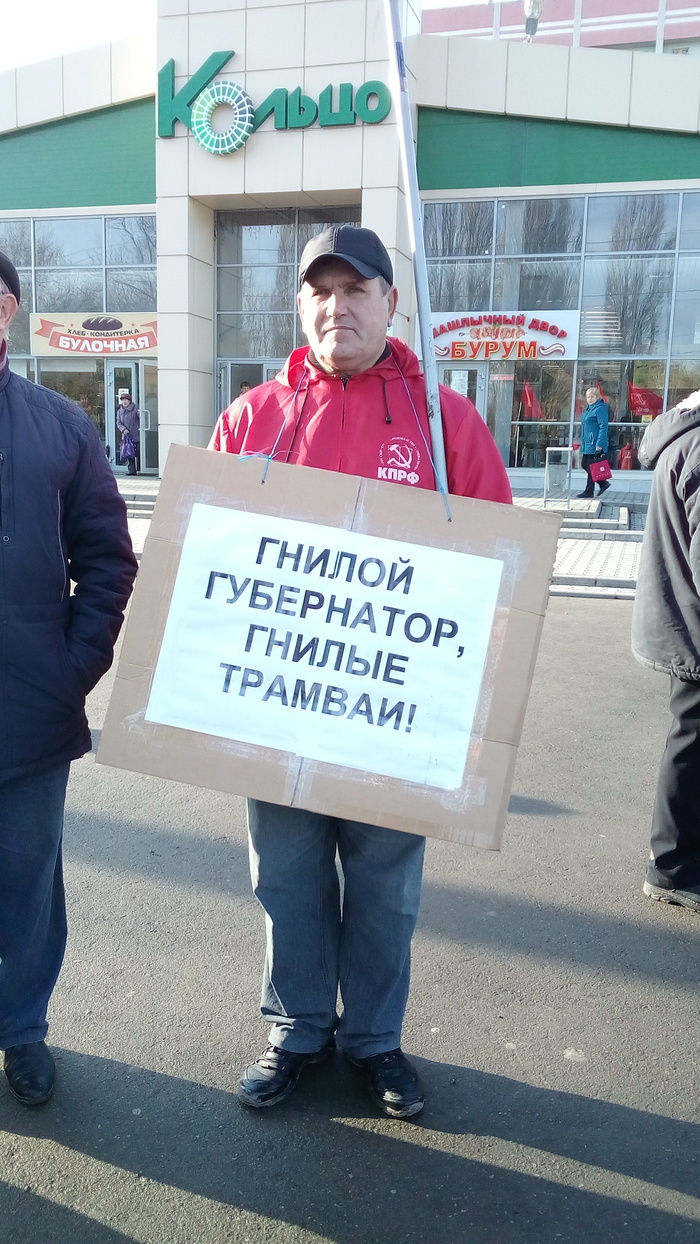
[1, 596, 698, 1244]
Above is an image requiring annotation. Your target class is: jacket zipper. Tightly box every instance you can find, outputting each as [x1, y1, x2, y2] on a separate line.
[57, 491, 68, 600]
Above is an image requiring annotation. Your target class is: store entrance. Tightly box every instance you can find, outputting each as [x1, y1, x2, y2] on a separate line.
[217, 361, 285, 412]
[439, 362, 512, 465]
[106, 360, 159, 474]
[439, 363, 487, 418]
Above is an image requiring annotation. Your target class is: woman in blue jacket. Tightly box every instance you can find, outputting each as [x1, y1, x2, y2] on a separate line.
[578, 387, 611, 498]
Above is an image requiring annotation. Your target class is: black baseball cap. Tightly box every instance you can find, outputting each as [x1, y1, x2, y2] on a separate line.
[0, 251, 20, 304]
[298, 226, 393, 288]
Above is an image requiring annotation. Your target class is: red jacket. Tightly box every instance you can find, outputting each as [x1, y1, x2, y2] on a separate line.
[210, 338, 511, 504]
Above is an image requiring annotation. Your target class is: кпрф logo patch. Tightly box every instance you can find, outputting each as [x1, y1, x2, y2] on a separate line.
[378, 438, 421, 484]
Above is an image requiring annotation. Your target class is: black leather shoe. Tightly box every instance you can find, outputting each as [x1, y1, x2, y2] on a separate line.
[576, 491, 594, 499]
[238, 1040, 335, 1108]
[346, 1048, 424, 1119]
[4, 1042, 55, 1105]
[597, 480, 610, 495]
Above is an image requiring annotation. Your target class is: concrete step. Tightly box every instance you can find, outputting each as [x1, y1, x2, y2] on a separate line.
[125, 502, 157, 518]
[119, 489, 158, 522]
[551, 535, 641, 596]
[550, 583, 636, 600]
[558, 528, 643, 542]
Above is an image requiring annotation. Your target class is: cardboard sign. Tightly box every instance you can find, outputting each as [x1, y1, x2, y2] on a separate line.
[97, 446, 560, 849]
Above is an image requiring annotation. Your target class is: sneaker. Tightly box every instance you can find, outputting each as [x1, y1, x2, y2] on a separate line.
[237, 1040, 334, 1108]
[345, 1048, 424, 1119]
[643, 880, 700, 912]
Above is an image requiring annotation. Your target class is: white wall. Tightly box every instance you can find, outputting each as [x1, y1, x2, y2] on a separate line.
[0, 37, 155, 134]
[410, 35, 700, 134]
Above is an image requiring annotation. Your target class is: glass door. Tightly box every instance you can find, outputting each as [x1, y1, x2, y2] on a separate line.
[439, 363, 487, 418]
[138, 360, 159, 474]
[106, 360, 159, 474]
[106, 362, 137, 468]
[216, 361, 285, 412]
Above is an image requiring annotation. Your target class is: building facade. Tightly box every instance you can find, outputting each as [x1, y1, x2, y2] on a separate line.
[2, 5, 700, 479]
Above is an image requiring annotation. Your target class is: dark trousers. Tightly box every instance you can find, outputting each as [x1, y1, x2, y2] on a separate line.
[0, 763, 71, 1048]
[648, 676, 700, 888]
[580, 454, 599, 496]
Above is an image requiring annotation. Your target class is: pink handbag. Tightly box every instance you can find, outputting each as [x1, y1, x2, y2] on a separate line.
[590, 458, 612, 482]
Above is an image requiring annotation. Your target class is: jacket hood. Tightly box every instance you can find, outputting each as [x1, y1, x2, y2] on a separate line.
[277, 336, 422, 390]
[638, 399, 700, 469]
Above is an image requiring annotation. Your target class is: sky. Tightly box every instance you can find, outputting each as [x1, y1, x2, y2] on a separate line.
[0, 0, 157, 72]
[0, 0, 485, 74]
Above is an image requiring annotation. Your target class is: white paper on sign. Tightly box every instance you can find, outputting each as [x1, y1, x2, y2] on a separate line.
[145, 504, 503, 789]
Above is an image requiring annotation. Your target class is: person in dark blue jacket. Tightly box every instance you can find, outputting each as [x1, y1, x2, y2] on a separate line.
[0, 251, 138, 1105]
[577, 387, 611, 498]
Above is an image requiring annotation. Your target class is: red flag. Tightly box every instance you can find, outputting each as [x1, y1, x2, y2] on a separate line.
[628, 381, 663, 418]
[522, 380, 545, 420]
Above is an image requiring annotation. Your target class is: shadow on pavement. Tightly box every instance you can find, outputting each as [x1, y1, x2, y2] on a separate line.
[507, 795, 575, 816]
[62, 807, 698, 993]
[418, 879, 699, 992]
[0, 1181, 139, 1244]
[63, 809, 252, 901]
[1, 1051, 697, 1244]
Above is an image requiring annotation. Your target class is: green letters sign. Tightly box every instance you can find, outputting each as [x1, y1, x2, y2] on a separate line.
[157, 53, 391, 155]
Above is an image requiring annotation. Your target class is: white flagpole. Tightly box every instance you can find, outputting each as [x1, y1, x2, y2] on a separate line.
[383, 0, 451, 514]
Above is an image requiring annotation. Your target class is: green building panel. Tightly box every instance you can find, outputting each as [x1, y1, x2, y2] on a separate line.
[417, 108, 700, 190]
[0, 100, 156, 210]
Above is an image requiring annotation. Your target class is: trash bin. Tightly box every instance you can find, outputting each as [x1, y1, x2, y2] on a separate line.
[544, 446, 573, 508]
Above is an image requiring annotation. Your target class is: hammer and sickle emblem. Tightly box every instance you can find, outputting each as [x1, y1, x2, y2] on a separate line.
[388, 443, 414, 469]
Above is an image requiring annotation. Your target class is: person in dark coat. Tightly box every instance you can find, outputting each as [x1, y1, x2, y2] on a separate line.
[577, 387, 611, 498]
[632, 391, 700, 913]
[117, 393, 140, 475]
[0, 251, 138, 1104]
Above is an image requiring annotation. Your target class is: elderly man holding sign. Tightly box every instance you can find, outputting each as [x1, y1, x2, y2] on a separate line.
[209, 226, 511, 1118]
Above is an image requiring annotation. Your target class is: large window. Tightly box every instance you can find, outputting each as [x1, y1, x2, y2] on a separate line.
[580, 255, 674, 356]
[585, 194, 678, 254]
[496, 198, 583, 256]
[494, 258, 580, 312]
[1, 213, 157, 350]
[216, 206, 361, 360]
[1, 213, 156, 441]
[424, 191, 700, 468]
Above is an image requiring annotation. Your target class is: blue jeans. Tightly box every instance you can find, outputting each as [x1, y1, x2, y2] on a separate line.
[0, 763, 70, 1048]
[247, 800, 426, 1059]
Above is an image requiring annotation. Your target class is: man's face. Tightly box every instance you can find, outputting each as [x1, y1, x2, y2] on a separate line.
[297, 259, 398, 376]
[0, 290, 18, 347]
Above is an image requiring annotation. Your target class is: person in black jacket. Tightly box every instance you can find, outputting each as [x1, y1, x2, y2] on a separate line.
[632, 392, 700, 913]
[0, 251, 138, 1104]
